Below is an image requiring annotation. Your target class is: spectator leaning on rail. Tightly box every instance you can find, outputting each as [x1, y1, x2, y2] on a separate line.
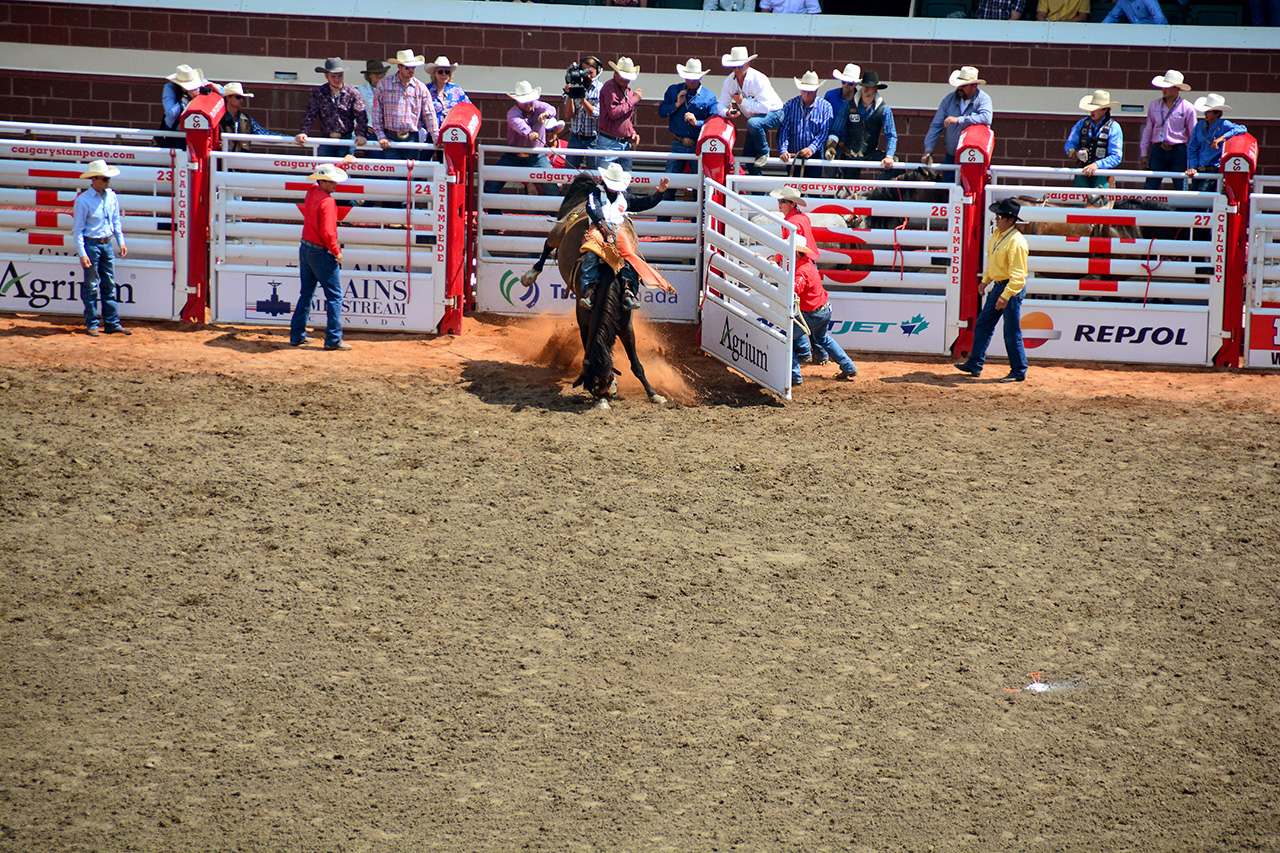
[218, 83, 274, 152]
[372, 50, 440, 155]
[1101, 0, 1168, 23]
[923, 66, 992, 175]
[291, 163, 350, 351]
[1140, 69, 1196, 191]
[778, 71, 833, 179]
[975, 0, 1024, 19]
[659, 59, 720, 193]
[593, 57, 643, 172]
[295, 58, 369, 158]
[357, 59, 390, 156]
[955, 197, 1029, 383]
[718, 47, 785, 176]
[1036, 0, 1089, 21]
[425, 57, 470, 142]
[160, 65, 221, 149]
[828, 71, 897, 178]
[1185, 94, 1248, 192]
[72, 160, 130, 338]
[1065, 90, 1123, 189]
[482, 81, 558, 199]
[824, 63, 861, 127]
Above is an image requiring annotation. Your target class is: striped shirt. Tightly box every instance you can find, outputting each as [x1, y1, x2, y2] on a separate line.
[372, 75, 440, 141]
[778, 95, 833, 157]
[1140, 96, 1197, 156]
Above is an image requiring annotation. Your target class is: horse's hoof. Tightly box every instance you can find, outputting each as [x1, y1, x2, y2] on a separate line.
[520, 269, 540, 287]
[594, 398, 611, 410]
[649, 393, 667, 405]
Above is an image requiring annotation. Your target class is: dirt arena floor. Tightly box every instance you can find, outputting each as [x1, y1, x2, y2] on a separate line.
[1, 312, 1278, 852]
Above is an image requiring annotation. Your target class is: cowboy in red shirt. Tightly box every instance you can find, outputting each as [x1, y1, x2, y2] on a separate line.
[291, 163, 351, 350]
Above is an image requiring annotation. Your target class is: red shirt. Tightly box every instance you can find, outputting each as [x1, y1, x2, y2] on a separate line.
[301, 184, 340, 257]
[785, 206, 828, 311]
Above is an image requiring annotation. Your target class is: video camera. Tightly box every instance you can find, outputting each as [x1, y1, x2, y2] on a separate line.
[565, 62, 593, 100]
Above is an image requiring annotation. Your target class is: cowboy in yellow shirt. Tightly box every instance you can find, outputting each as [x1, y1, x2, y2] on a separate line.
[955, 197, 1030, 383]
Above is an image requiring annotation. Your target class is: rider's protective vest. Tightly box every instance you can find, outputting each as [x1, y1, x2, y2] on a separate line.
[842, 97, 886, 159]
[1079, 117, 1115, 166]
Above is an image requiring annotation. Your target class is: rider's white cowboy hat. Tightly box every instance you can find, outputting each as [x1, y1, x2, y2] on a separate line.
[306, 163, 349, 183]
[387, 49, 425, 68]
[832, 63, 862, 84]
[769, 186, 807, 206]
[947, 66, 985, 87]
[597, 163, 632, 192]
[425, 56, 457, 72]
[1151, 69, 1191, 91]
[796, 233, 818, 256]
[608, 57, 640, 81]
[793, 71, 823, 93]
[508, 80, 542, 103]
[1193, 93, 1232, 112]
[1078, 90, 1118, 111]
[166, 64, 206, 91]
[677, 58, 708, 80]
[79, 160, 121, 179]
[223, 82, 254, 99]
[721, 46, 758, 68]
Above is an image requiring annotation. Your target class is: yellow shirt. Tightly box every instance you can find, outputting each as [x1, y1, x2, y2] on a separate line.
[982, 224, 1029, 300]
[1037, 0, 1090, 19]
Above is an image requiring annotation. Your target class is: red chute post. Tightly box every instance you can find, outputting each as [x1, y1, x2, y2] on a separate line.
[1215, 134, 1257, 368]
[178, 92, 224, 323]
[953, 125, 994, 360]
[438, 103, 482, 335]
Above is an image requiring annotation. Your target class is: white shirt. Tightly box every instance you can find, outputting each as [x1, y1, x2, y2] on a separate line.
[718, 68, 784, 118]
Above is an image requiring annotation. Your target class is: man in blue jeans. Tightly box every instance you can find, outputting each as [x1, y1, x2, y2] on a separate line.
[72, 160, 130, 337]
[717, 46, 784, 175]
[955, 198, 1029, 382]
[292, 163, 351, 350]
[658, 58, 720, 204]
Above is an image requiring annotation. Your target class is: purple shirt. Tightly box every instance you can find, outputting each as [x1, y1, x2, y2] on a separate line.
[1140, 96, 1197, 156]
[597, 77, 640, 140]
[299, 83, 368, 138]
[506, 101, 557, 148]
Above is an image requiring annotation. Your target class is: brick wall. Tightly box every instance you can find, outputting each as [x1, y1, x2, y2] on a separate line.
[2, 1, 1277, 168]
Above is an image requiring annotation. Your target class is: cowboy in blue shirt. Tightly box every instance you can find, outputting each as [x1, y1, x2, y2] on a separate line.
[72, 160, 130, 337]
[1065, 90, 1124, 189]
[1101, 0, 1168, 23]
[658, 59, 721, 181]
[1185, 94, 1248, 192]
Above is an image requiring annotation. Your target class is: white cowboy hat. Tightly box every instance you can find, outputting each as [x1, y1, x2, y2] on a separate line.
[545, 118, 565, 133]
[1151, 69, 1191, 91]
[387, 49, 425, 68]
[597, 162, 632, 192]
[677, 58, 708, 80]
[796, 233, 818, 256]
[508, 80, 542, 103]
[609, 57, 640, 81]
[166, 64, 205, 91]
[769, 186, 807, 206]
[79, 160, 121, 179]
[1079, 90, 1117, 111]
[223, 82, 254, 99]
[948, 66, 985, 87]
[793, 71, 823, 93]
[306, 163, 349, 183]
[1193, 93, 1232, 112]
[721, 46, 757, 68]
[832, 63, 862, 84]
[425, 56, 457, 71]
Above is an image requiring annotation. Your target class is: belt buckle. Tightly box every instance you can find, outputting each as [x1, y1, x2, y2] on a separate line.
[328, 132, 342, 138]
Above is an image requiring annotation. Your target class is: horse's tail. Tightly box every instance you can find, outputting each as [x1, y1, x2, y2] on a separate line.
[581, 267, 622, 395]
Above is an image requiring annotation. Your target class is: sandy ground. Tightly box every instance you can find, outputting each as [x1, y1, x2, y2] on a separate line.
[1, 312, 1278, 852]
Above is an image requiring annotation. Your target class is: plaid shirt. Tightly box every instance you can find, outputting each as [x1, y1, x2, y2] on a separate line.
[975, 0, 1024, 17]
[372, 75, 440, 140]
[299, 83, 368, 138]
[566, 77, 603, 137]
[778, 95, 833, 157]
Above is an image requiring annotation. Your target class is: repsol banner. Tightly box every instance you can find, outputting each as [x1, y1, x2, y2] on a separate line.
[700, 299, 791, 398]
[0, 255, 175, 319]
[475, 262, 697, 322]
[1017, 301, 1210, 366]
[825, 293, 949, 355]
[213, 268, 445, 333]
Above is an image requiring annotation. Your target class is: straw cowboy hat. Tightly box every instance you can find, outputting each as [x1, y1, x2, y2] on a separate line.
[677, 58, 708, 80]
[769, 186, 808, 206]
[859, 71, 888, 90]
[1079, 90, 1118, 111]
[387, 49, 425, 68]
[363, 59, 390, 76]
[988, 197, 1023, 221]
[306, 163, 349, 183]
[425, 56, 457, 72]
[793, 71, 823, 93]
[796, 233, 818, 256]
[597, 163, 632, 192]
[314, 57, 347, 74]
[545, 118, 565, 134]
[721, 46, 758, 68]
[166, 64, 206, 91]
[79, 160, 121, 179]
[948, 66, 985, 87]
[832, 63, 862, 84]
[1151, 69, 1191, 91]
[1193, 93, 1232, 112]
[508, 80, 542, 103]
[609, 57, 640, 81]
[223, 82, 254, 99]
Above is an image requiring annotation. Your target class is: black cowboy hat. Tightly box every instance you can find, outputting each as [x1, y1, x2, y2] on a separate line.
[859, 71, 888, 90]
[363, 58, 390, 75]
[989, 198, 1023, 221]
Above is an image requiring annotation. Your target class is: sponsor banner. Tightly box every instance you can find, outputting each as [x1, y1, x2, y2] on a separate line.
[213, 268, 444, 332]
[700, 298, 791, 398]
[825, 293, 949, 354]
[1018, 300, 1209, 365]
[475, 261, 697, 322]
[0, 255, 175, 319]
[1245, 310, 1280, 369]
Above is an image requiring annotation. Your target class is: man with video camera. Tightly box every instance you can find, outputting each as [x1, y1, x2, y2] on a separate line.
[562, 56, 602, 170]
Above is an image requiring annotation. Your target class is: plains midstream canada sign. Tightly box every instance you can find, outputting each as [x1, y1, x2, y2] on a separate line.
[0, 255, 176, 319]
[476, 262, 698, 322]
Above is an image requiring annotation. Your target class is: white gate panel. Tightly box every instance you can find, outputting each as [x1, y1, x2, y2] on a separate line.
[1245, 179, 1280, 369]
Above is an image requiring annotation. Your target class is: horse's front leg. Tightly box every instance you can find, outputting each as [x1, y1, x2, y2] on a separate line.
[619, 311, 666, 404]
[521, 241, 555, 287]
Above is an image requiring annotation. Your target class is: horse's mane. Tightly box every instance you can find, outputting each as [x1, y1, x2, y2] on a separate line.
[578, 269, 622, 395]
[558, 174, 599, 219]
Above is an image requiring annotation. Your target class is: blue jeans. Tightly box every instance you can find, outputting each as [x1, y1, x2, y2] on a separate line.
[292, 242, 344, 347]
[317, 134, 355, 159]
[565, 133, 596, 170]
[742, 109, 783, 175]
[664, 137, 696, 201]
[962, 285, 1027, 378]
[1144, 143, 1187, 191]
[482, 152, 552, 197]
[81, 241, 122, 331]
[792, 302, 857, 382]
[590, 134, 632, 172]
[1251, 0, 1279, 24]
